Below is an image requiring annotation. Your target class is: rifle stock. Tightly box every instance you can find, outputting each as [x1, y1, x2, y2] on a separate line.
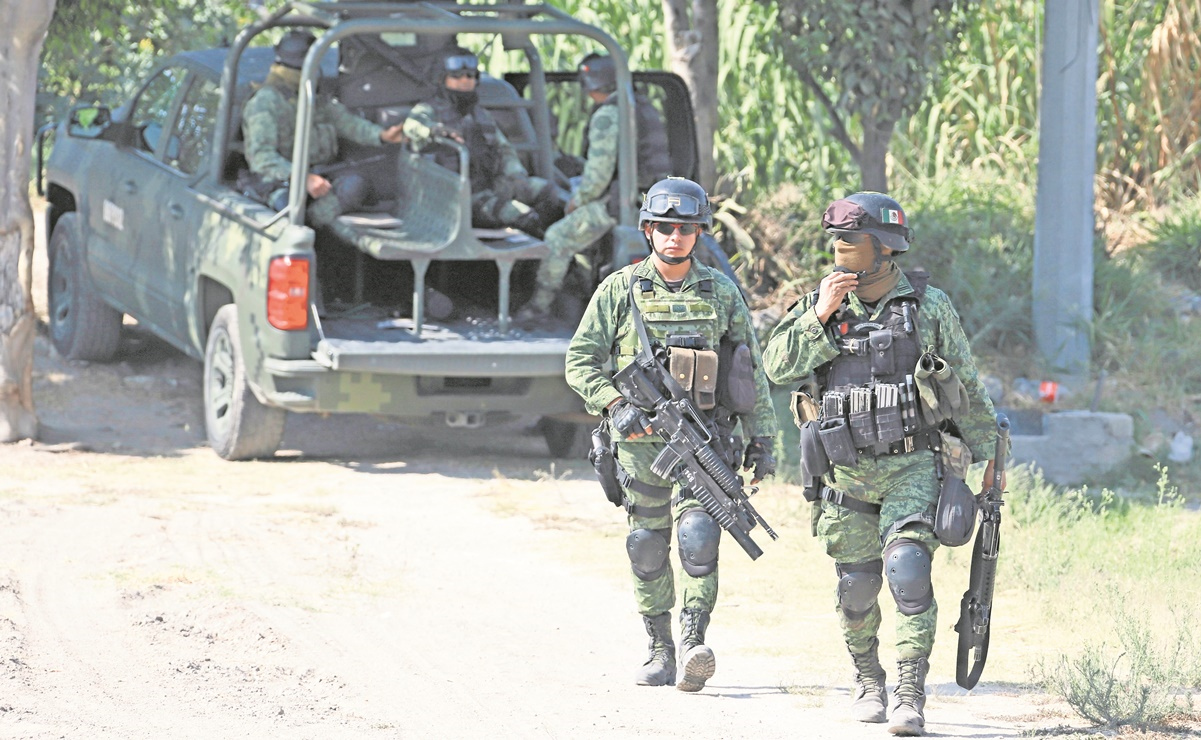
[954, 412, 1011, 689]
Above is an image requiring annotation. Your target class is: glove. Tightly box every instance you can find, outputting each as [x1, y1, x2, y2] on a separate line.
[609, 399, 653, 440]
[742, 436, 776, 481]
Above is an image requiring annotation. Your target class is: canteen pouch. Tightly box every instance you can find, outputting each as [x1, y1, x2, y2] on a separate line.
[869, 330, 896, 376]
[848, 387, 877, 448]
[722, 342, 757, 415]
[799, 419, 830, 482]
[819, 417, 859, 467]
[874, 384, 905, 445]
[934, 433, 976, 546]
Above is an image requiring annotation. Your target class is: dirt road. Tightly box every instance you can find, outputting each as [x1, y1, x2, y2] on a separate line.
[0, 216, 1073, 739]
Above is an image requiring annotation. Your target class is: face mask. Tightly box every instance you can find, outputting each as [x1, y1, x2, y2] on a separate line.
[834, 234, 899, 302]
[445, 87, 479, 116]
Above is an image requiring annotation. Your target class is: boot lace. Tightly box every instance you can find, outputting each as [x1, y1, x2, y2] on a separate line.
[893, 659, 925, 706]
[851, 650, 885, 691]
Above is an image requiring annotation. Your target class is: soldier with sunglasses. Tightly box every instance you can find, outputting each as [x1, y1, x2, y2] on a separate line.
[403, 48, 567, 238]
[762, 192, 1002, 736]
[565, 177, 778, 692]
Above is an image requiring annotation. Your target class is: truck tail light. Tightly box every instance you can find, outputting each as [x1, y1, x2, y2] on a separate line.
[267, 256, 309, 330]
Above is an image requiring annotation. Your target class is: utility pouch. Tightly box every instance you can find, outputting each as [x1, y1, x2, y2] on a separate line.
[723, 342, 757, 415]
[848, 387, 877, 448]
[799, 420, 830, 481]
[874, 384, 905, 445]
[790, 389, 820, 429]
[934, 433, 976, 546]
[869, 330, 896, 376]
[668, 347, 719, 410]
[588, 424, 625, 508]
[819, 417, 859, 467]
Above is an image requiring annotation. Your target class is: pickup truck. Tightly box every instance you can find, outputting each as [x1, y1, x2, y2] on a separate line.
[39, 1, 726, 460]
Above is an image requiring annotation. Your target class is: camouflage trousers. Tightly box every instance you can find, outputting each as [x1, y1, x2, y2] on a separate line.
[616, 440, 718, 616]
[529, 200, 614, 312]
[473, 175, 549, 226]
[816, 451, 941, 659]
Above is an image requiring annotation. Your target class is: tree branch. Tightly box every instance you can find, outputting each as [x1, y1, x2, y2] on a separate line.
[795, 66, 860, 164]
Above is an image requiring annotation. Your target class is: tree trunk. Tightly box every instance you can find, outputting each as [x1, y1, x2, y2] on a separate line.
[857, 111, 896, 193]
[662, 0, 719, 192]
[0, 0, 56, 443]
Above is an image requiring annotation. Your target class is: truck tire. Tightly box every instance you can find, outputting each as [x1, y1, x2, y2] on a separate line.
[541, 418, 592, 459]
[47, 213, 123, 361]
[203, 304, 286, 460]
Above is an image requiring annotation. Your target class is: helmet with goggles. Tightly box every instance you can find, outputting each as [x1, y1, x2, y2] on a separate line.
[275, 30, 316, 70]
[639, 177, 713, 229]
[439, 48, 480, 80]
[821, 191, 911, 253]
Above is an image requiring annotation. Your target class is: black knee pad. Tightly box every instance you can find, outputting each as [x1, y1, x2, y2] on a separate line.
[835, 559, 883, 620]
[627, 528, 670, 581]
[883, 538, 933, 616]
[677, 509, 720, 577]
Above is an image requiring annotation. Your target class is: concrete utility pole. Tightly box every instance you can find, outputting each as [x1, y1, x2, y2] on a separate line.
[1032, 0, 1099, 375]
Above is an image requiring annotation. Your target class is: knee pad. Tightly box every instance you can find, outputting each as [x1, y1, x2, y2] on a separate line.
[835, 559, 883, 620]
[676, 509, 721, 577]
[627, 528, 670, 581]
[883, 538, 933, 616]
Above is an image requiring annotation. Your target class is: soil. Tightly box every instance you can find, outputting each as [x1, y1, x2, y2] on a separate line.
[1, 204, 1093, 739]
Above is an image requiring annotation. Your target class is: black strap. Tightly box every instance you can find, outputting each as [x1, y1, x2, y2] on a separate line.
[615, 464, 672, 517]
[819, 486, 882, 515]
[863, 428, 942, 457]
[698, 279, 713, 297]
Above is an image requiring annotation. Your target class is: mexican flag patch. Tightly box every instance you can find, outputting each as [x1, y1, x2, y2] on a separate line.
[880, 208, 905, 225]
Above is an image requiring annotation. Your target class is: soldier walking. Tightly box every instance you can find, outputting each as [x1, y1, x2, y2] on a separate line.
[762, 192, 1005, 736]
[565, 177, 777, 691]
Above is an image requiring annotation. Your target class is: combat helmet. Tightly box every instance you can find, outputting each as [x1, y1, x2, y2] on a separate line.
[275, 30, 317, 70]
[639, 177, 713, 230]
[577, 53, 617, 94]
[821, 191, 911, 252]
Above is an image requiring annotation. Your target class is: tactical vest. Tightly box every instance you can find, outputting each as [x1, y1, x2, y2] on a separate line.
[586, 93, 672, 216]
[614, 274, 719, 375]
[815, 277, 935, 458]
[428, 94, 505, 191]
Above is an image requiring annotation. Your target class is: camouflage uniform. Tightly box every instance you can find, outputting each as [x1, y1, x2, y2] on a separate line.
[762, 272, 997, 658]
[529, 103, 621, 313]
[241, 67, 387, 227]
[565, 258, 777, 617]
[404, 91, 551, 227]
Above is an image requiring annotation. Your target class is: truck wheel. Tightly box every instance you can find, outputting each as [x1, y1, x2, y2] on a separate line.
[203, 305, 286, 460]
[541, 418, 592, 459]
[47, 213, 123, 361]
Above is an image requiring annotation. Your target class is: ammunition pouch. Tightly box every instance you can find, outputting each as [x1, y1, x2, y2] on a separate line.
[667, 347, 719, 411]
[818, 385, 939, 464]
[790, 388, 820, 429]
[589, 424, 625, 508]
[934, 433, 977, 547]
[721, 341, 757, 415]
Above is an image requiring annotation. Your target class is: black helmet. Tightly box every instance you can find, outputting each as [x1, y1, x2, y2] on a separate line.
[821, 191, 910, 252]
[577, 53, 616, 94]
[438, 47, 479, 79]
[275, 30, 316, 70]
[639, 177, 713, 229]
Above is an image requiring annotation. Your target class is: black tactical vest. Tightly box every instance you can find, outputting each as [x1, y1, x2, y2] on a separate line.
[428, 94, 505, 191]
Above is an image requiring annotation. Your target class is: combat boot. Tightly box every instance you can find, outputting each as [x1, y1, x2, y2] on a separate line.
[634, 612, 676, 686]
[676, 608, 715, 693]
[848, 638, 888, 723]
[888, 656, 930, 736]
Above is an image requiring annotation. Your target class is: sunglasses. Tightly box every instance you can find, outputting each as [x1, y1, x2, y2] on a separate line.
[835, 231, 876, 246]
[652, 222, 700, 236]
[446, 70, 479, 80]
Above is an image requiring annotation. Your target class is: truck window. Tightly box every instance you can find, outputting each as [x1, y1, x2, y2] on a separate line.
[169, 77, 221, 175]
[130, 67, 187, 156]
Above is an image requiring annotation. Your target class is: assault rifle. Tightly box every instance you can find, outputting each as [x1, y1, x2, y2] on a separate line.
[612, 350, 777, 561]
[954, 412, 1011, 689]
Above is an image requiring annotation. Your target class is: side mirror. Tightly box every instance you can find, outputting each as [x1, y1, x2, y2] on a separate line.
[67, 105, 112, 137]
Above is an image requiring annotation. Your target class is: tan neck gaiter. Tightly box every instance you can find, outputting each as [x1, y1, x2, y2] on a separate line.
[264, 64, 303, 96]
[833, 237, 900, 303]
